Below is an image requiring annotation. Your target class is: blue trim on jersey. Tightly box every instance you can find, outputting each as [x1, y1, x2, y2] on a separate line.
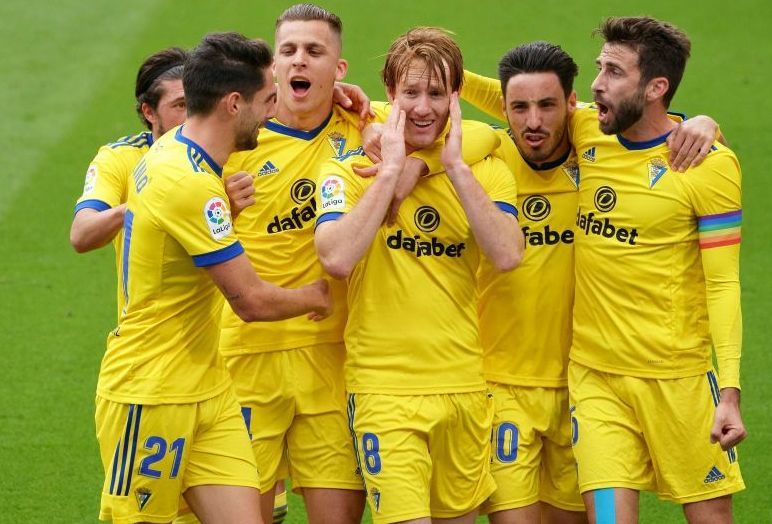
[192, 241, 244, 267]
[495, 201, 519, 218]
[707, 371, 720, 407]
[74, 199, 111, 215]
[265, 112, 333, 141]
[524, 147, 571, 171]
[594, 488, 616, 524]
[122, 405, 142, 496]
[617, 131, 672, 150]
[115, 404, 135, 496]
[109, 131, 152, 149]
[174, 126, 223, 177]
[122, 210, 134, 309]
[315, 211, 344, 230]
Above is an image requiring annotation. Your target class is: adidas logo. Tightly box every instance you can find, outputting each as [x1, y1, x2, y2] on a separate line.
[703, 466, 726, 484]
[582, 147, 596, 162]
[258, 160, 279, 176]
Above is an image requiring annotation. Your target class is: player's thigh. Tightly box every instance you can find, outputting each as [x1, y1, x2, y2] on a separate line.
[347, 393, 433, 524]
[541, 387, 584, 513]
[182, 388, 260, 493]
[95, 397, 197, 523]
[429, 391, 496, 519]
[634, 371, 744, 504]
[482, 383, 546, 515]
[286, 344, 361, 492]
[183, 484, 260, 524]
[225, 351, 295, 492]
[567, 362, 654, 493]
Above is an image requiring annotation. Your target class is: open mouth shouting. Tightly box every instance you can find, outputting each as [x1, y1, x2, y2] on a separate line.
[290, 76, 312, 98]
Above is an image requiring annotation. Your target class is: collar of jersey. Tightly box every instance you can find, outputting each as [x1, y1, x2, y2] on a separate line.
[264, 111, 333, 140]
[174, 125, 223, 177]
[524, 147, 571, 171]
[616, 130, 672, 151]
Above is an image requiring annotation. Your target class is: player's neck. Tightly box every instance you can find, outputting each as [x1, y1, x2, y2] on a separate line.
[181, 117, 233, 168]
[274, 100, 333, 131]
[619, 108, 677, 142]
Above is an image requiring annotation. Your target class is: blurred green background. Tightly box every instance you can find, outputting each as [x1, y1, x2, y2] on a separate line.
[1, 0, 769, 521]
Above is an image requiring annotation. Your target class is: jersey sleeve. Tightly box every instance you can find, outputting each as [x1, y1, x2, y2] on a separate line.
[156, 176, 244, 267]
[74, 146, 130, 213]
[475, 155, 519, 218]
[315, 158, 368, 227]
[685, 149, 743, 389]
[412, 120, 502, 176]
[461, 70, 504, 122]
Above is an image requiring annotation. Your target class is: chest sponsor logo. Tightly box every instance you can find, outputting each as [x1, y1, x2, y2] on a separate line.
[387, 207, 465, 258]
[576, 186, 638, 245]
[204, 197, 233, 240]
[328, 132, 365, 161]
[414, 206, 440, 232]
[522, 195, 573, 246]
[267, 179, 317, 234]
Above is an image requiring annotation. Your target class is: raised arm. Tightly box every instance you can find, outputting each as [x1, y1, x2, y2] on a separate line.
[442, 93, 523, 271]
[315, 106, 407, 279]
[70, 204, 127, 252]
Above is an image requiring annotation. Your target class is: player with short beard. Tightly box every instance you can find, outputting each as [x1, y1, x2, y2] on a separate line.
[93, 32, 331, 524]
[570, 17, 746, 523]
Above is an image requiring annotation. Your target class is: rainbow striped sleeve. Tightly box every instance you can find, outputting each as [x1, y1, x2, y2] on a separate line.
[698, 210, 742, 249]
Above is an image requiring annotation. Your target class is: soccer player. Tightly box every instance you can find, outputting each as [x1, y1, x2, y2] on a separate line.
[70, 47, 187, 318]
[568, 17, 745, 523]
[94, 32, 331, 524]
[470, 43, 585, 524]
[314, 27, 524, 523]
[219, 6, 499, 524]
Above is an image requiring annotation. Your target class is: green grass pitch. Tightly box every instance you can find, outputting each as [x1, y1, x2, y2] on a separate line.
[1, 0, 770, 521]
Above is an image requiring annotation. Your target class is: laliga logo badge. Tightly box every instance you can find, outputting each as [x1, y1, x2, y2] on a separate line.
[523, 195, 551, 222]
[414, 206, 440, 232]
[204, 197, 232, 240]
[594, 186, 617, 213]
[320, 176, 345, 210]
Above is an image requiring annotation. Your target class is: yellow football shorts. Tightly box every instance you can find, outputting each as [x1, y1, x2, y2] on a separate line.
[224, 343, 361, 493]
[347, 391, 496, 523]
[481, 382, 584, 514]
[568, 362, 744, 503]
[95, 387, 259, 524]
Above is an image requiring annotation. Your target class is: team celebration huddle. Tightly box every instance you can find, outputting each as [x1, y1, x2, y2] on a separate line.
[71, 3, 746, 524]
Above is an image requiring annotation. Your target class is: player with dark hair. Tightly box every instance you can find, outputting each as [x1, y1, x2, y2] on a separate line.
[93, 32, 331, 524]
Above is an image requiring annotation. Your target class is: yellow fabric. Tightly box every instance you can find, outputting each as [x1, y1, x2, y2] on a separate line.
[224, 344, 362, 492]
[98, 126, 238, 405]
[219, 107, 369, 355]
[461, 70, 504, 122]
[75, 131, 153, 319]
[316, 153, 518, 394]
[481, 383, 584, 514]
[479, 129, 578, 387]
[347, 391, 496, 522]
[568, 361, 745, 502]
[569, 105, 743, 386]
[96, 388, 259, 524]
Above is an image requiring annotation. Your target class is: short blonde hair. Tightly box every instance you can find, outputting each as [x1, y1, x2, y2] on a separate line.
[382, 27, 463, 94]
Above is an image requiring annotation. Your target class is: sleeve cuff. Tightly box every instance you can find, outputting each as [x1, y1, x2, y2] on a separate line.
[192, 241, 244, 267]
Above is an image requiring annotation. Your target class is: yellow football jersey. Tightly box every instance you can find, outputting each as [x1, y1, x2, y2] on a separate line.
[478, 129, 578, 387]
[220, 106, 501, 355]
[316, 152, 519, 394]
[219, 106, 370, 355]
[74, 131, 153, 318]
[97, 125, 240, 405]
[569, 105, 742, 387]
